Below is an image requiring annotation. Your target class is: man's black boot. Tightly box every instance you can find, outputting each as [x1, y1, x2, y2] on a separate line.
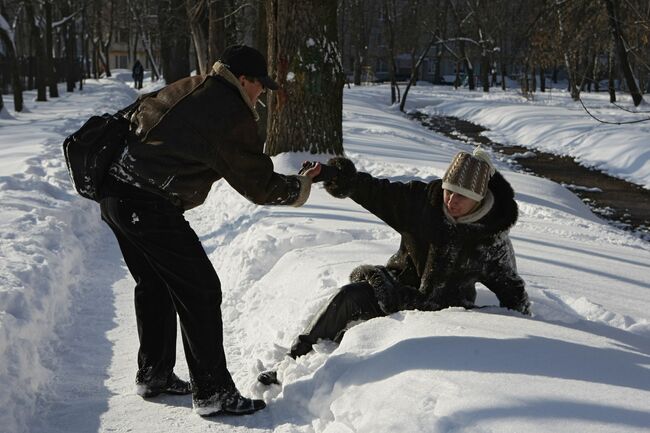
[136, 372, 192, 398]
[194, 388, 266, 417]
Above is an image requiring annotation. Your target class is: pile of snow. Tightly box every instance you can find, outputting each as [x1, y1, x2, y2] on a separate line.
[0, 80, 138, 433]
[406, 85, 650, 189]
[0, 79, 648, 433]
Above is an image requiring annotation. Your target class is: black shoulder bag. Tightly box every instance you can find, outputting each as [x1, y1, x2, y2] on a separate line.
[62, 91, 157, 202]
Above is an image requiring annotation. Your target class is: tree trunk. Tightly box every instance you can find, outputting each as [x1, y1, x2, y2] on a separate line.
[521, 65, 529, 95]
[253, 0, 267, 52]
[266, 0, 344, 156]
[186, 0, 209, 75]
[128, 0, 161, 79]
[353, 50, 361, 85]
[208, 0, 225, 62]
[540, 66, 546, 92]
[350, 0, 369, 86]
[25, 2, 47, 101]
[133, 30, 139, 67]
[0, 15, 23, 111]
[159, 0, 190, 83]
[501, 63, 506, 91]
[433, 45, 443, 84]
[603, 0, 643, 105]
[401, 36, 435, 111]
[481, 53, 489, 92]
[608, 43, 616, 103]
[92, 40, 99, 78]
[65, 21, 76, 92]
[459, 41, 474, 90]
[382, 0, 399, 104]
[79, 4, 88, 90]
[101, 0, 115, 77]
[44, 1, 58, 97]
[531, 65, 537, 92]
[59, 1, 77, 92]
[555, 3, 580, 100]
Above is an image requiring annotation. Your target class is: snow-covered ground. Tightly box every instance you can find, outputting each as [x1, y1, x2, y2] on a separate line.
[0, 77, 649, 433]
[405, 82, 650, 190]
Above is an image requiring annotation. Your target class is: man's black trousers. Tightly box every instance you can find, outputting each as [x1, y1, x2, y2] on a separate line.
[100, 179, 235, 398]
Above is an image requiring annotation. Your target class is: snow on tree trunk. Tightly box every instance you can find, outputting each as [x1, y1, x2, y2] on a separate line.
[266, 0, 344, 156]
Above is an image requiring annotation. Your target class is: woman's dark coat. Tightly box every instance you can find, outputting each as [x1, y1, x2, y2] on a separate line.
[325, 157, 530, 315]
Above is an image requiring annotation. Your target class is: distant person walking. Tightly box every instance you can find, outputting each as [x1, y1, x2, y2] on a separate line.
[132, 59, 144, 89]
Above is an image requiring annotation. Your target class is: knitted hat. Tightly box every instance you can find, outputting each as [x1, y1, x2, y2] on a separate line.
[442, 147, 496, 202]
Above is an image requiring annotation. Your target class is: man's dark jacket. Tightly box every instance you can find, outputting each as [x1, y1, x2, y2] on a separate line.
[324, 157, 530, 315]
[109, 69, 307, 210]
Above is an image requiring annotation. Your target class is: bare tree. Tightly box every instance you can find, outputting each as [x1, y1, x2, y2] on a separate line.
[92, 0, 115, 77]
[25, 0, 47, 100]
[186, 0, 209, 74]
[43, 0, 58, 97]
[382, 0, 400, 103]
[159, 0, 190, 83]
[452, 1, 477, 90]
[400, 32, 436, 111]
[0, 6, 23, 111]
[347, 0, 375, 86]
[603, 0, 644, 105]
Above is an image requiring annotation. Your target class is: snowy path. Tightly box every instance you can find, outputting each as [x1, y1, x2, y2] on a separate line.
[1, 79, 649, 433]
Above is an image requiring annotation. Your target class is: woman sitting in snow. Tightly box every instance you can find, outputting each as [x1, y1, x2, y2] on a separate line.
[259, 148, 531, 385]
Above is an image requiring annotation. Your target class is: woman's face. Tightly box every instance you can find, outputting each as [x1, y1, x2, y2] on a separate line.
[443, 189, 479, 218]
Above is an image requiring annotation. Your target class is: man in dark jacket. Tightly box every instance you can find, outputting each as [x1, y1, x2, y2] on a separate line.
[259, 148, 530, 385]
[100, 45, 320, 416]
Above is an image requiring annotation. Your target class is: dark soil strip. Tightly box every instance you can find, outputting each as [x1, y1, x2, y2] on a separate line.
[409, 112, 650, 240]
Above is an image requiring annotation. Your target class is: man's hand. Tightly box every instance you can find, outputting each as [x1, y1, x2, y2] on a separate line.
[299, 161, 322, 180]
[299, 161, 339, 182]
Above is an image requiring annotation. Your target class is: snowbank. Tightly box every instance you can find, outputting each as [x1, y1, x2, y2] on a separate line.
[407, 85, 650, 189]
[0, 80, 137, 433]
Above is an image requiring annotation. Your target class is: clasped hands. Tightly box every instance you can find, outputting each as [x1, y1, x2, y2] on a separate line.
[298, 161, 338, 183]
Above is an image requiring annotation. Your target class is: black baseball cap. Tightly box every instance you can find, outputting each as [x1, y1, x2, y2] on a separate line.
[219, 45, 279, 90]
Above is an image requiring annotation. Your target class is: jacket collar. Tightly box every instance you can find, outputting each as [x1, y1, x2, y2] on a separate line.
[211, 61, 260, 121]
